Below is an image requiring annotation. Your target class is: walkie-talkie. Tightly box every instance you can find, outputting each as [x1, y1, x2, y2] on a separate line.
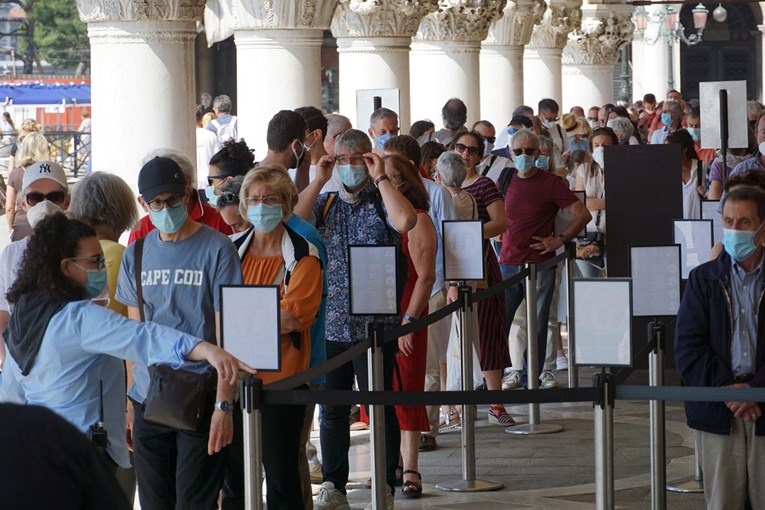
[88, 380, 108, 454]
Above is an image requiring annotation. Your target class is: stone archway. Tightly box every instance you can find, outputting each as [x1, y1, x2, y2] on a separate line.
[680, 2, 760, 100]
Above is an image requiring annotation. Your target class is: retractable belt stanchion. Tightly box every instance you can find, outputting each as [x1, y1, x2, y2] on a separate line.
[241, 375, 264, 510]
[507, 262, 563, 435]
[565, 242, 579, 389]
[594, 370, 615, 510]
[648, 321, 667, 510]
[436, 284, 503, 492]
[367, 321, 388, 509]
[666, 450, 704, 493]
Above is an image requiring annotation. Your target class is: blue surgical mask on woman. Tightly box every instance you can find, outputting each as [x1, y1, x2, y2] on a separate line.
[535, 155, 550, 170]
[204, 185, 220, 207]
[338, 164, 368, 189]
[722, 226, 763, 261]
[247, 204, 284, 233]
[70, 261, 108, 299]
[148, 204, 188, 234]
[514, 154, 535, 174]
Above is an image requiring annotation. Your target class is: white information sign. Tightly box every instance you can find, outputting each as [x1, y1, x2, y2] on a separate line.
[573, 279, 632, 367]
[673, 220, 713, 279]
[630, 246, 681, 317]
[356, 89, 400, 135]
[443, 220, 485, 281]
[701, 200, 723, 246]
[220, 286, 281, 372]
[699, 80, 748, 149]
[349, 245, 399, 316]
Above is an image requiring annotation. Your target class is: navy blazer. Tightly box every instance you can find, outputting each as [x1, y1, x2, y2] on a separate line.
[675, 250, 765, 436]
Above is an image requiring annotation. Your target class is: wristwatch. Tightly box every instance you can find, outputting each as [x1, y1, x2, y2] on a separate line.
[214, 400, 233, 413]
[558, 234, 570, 244]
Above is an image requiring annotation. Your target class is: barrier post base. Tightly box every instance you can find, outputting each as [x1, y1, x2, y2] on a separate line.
[505, 423, 564, 435]
[666, 477, 704, 493]
[435, 479, 504, 492]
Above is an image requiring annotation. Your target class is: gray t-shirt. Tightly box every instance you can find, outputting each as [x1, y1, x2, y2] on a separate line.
[116, 225, 242, 403]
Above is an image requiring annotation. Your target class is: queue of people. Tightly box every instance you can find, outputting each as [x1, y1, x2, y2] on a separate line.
[0, 89, 762, 510]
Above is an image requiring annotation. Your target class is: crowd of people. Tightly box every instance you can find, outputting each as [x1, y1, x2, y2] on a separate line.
[0, 88, 762, 510]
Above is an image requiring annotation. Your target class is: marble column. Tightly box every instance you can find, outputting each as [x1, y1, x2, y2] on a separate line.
[231, 0, 338, 157]
[523, 0, 581, 109]
[631, 5, 672, 101]
[480, 0, 546, 128]
[759, 24, 765, 103]
[410, 0, 507, 127]
[561, 4, 634, 109]
[331, 0, 438, 131]
[76, 0, 204, 192]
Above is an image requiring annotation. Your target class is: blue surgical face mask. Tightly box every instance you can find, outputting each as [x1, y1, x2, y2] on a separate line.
[722, 226, 763, 262]
[375, 132, 392, 151]
[247, 204, 283, 233]
[686, 127, 700, 141]
[535, 155, 550, 170]
[514, 154, 535, 174]
[338, 164, 368, 189]
[661, 113, 672, 126]
[204, 185, 219, 207]
[508, 127, 518, 136]
[148, 204, 188, 234]
[71, 261, 108, 299]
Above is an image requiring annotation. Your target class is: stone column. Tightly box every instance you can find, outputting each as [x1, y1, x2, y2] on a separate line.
[331, 0, 438, 131]
[561, 4, 634, 109]
[758, 25, 765, 103]
[232, 0, 337, 157]
[631, 5, 672, 101]
[523, 0, 581, 109]
[410, 1, 507, 127]
[480, 0, 545, 128]
[76, 0, 204, 191]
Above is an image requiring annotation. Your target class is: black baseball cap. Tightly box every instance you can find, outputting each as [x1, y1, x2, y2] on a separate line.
[138, 157, 186, 202]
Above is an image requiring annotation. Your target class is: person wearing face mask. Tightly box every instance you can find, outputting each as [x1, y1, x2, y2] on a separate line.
[129, 149, 232, 243]
[538, 98, 569, 173]
[730, 112, 765, 181]
[204, 138, 255, 207]
[2, 212, 254, 503]
[561, 114, 590, 152]
[293, 106, 333, 194]
[650, 101, 684, 145]
[231, 164, 323, 510]
[116, 156, 245, 510]
[666, 129, 705, 219]
[494, 114, 533, 159]
[707, 127, 756, 200]
[501, 130, 591, 391]
[473, 120, 515, 185]
[587, 106, 601, 129]
[675, 185, 765, 510]
[368, 107, 401, 155]
[684, 111, 717, 166]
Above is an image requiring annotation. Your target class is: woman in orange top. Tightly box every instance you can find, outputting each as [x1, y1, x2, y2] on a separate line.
[233, 164, 323, 510]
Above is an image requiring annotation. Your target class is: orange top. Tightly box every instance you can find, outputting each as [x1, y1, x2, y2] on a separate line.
[241, 252, 322, 385]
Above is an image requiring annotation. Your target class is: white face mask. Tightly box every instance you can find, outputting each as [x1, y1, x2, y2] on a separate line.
[592, 146, 605, 168]
[27, 200, 63, 229]
[759, 141, 765, 155]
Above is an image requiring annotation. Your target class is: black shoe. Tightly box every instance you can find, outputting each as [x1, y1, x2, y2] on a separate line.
[419, 434, 437, 452]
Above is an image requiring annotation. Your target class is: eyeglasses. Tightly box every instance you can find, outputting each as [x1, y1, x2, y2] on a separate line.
[454, 143, 481, 156]
[68, 256, 106, 271]
[147, 195, 184, 212]
[25, 191, 66, 207]
[207, 175, 227, 186]
[245, 195, 281, 206]
[335, 155, 366, 165]
[511, 148, 536, 156]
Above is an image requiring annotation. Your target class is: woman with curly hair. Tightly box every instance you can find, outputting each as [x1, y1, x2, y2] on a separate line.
[205, 138, 255, 207]
[1, 212, 254, 500]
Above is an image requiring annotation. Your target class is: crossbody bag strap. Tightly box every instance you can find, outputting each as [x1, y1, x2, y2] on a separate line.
[135, 237, 145, 322]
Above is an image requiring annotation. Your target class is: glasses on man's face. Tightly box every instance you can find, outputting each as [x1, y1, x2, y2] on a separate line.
[454, 143, 481, 156]
[512, 148, 536, 156]
[245, 195, 281, 207]
[335, 154, 366, 166]
[68, 256, 107, 271]
[147, 195, 184, 212]
[25, 191, 66, 207]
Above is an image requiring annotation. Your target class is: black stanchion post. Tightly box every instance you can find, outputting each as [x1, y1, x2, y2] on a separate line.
[241, 375, 263, 510]
[367, 321, 387, 509]
[507, 262, 563, 435]
[564, 242, 578, 389]
[720, 89, 729, 188]
[594, 369, 615, 510]
[648, 321, 667, 510]
[436, 284, 503, 492]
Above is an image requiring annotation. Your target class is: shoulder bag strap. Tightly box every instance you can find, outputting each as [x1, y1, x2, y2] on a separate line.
[135, 237, 145, 322]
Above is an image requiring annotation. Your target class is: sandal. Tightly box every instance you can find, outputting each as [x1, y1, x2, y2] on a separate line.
[488, 405, 516, 426]
[401, 470, 422, 499]
[438, 410, 461, 433]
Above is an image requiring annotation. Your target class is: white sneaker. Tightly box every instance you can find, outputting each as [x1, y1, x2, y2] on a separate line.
[309, 460, 323, 484]
[540, 370, 559, 389]
[364, 484, 394, 510]
[556, 353, 569, 371]
[502, 371, 521, 390]
[315, 481, 350, 510]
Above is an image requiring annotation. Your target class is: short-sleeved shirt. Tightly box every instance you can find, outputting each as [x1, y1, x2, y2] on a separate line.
[8, 166, 28, 228]
[116, 225, 243, 403]
[463, 175, 501, 224]
[730, 153, 765, 178]
[501, 168, 578, 265]
[313, 184, 402, 343]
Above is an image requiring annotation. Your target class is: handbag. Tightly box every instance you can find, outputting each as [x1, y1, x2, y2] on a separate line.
[134, 237, 217, 431]
[576, 209, 605, 268]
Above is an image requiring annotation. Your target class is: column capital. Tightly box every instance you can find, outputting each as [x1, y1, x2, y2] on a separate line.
[484, 0, 547, 47]
[331, 0, 439, 39]
[527, 0, 582, 49]
[76, 0, 205, 23]
[414, 0, 508, 43]
[232, 0, 339, 30]
[562, 5, 633, 66]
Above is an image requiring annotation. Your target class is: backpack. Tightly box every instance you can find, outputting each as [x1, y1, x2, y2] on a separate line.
[481, 155, 516, 200]
[211, 116, 238, 145]
[316, 191, 409, 305]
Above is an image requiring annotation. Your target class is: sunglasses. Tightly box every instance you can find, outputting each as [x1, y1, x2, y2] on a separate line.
[454, 143, 481, 156]
[26, 191, 67, 206]
[511, 148, 536, 156]
[207, 175, 227, 186]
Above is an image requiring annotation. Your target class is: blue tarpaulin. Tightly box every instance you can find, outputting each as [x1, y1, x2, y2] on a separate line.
[0, 83, 90, 105]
